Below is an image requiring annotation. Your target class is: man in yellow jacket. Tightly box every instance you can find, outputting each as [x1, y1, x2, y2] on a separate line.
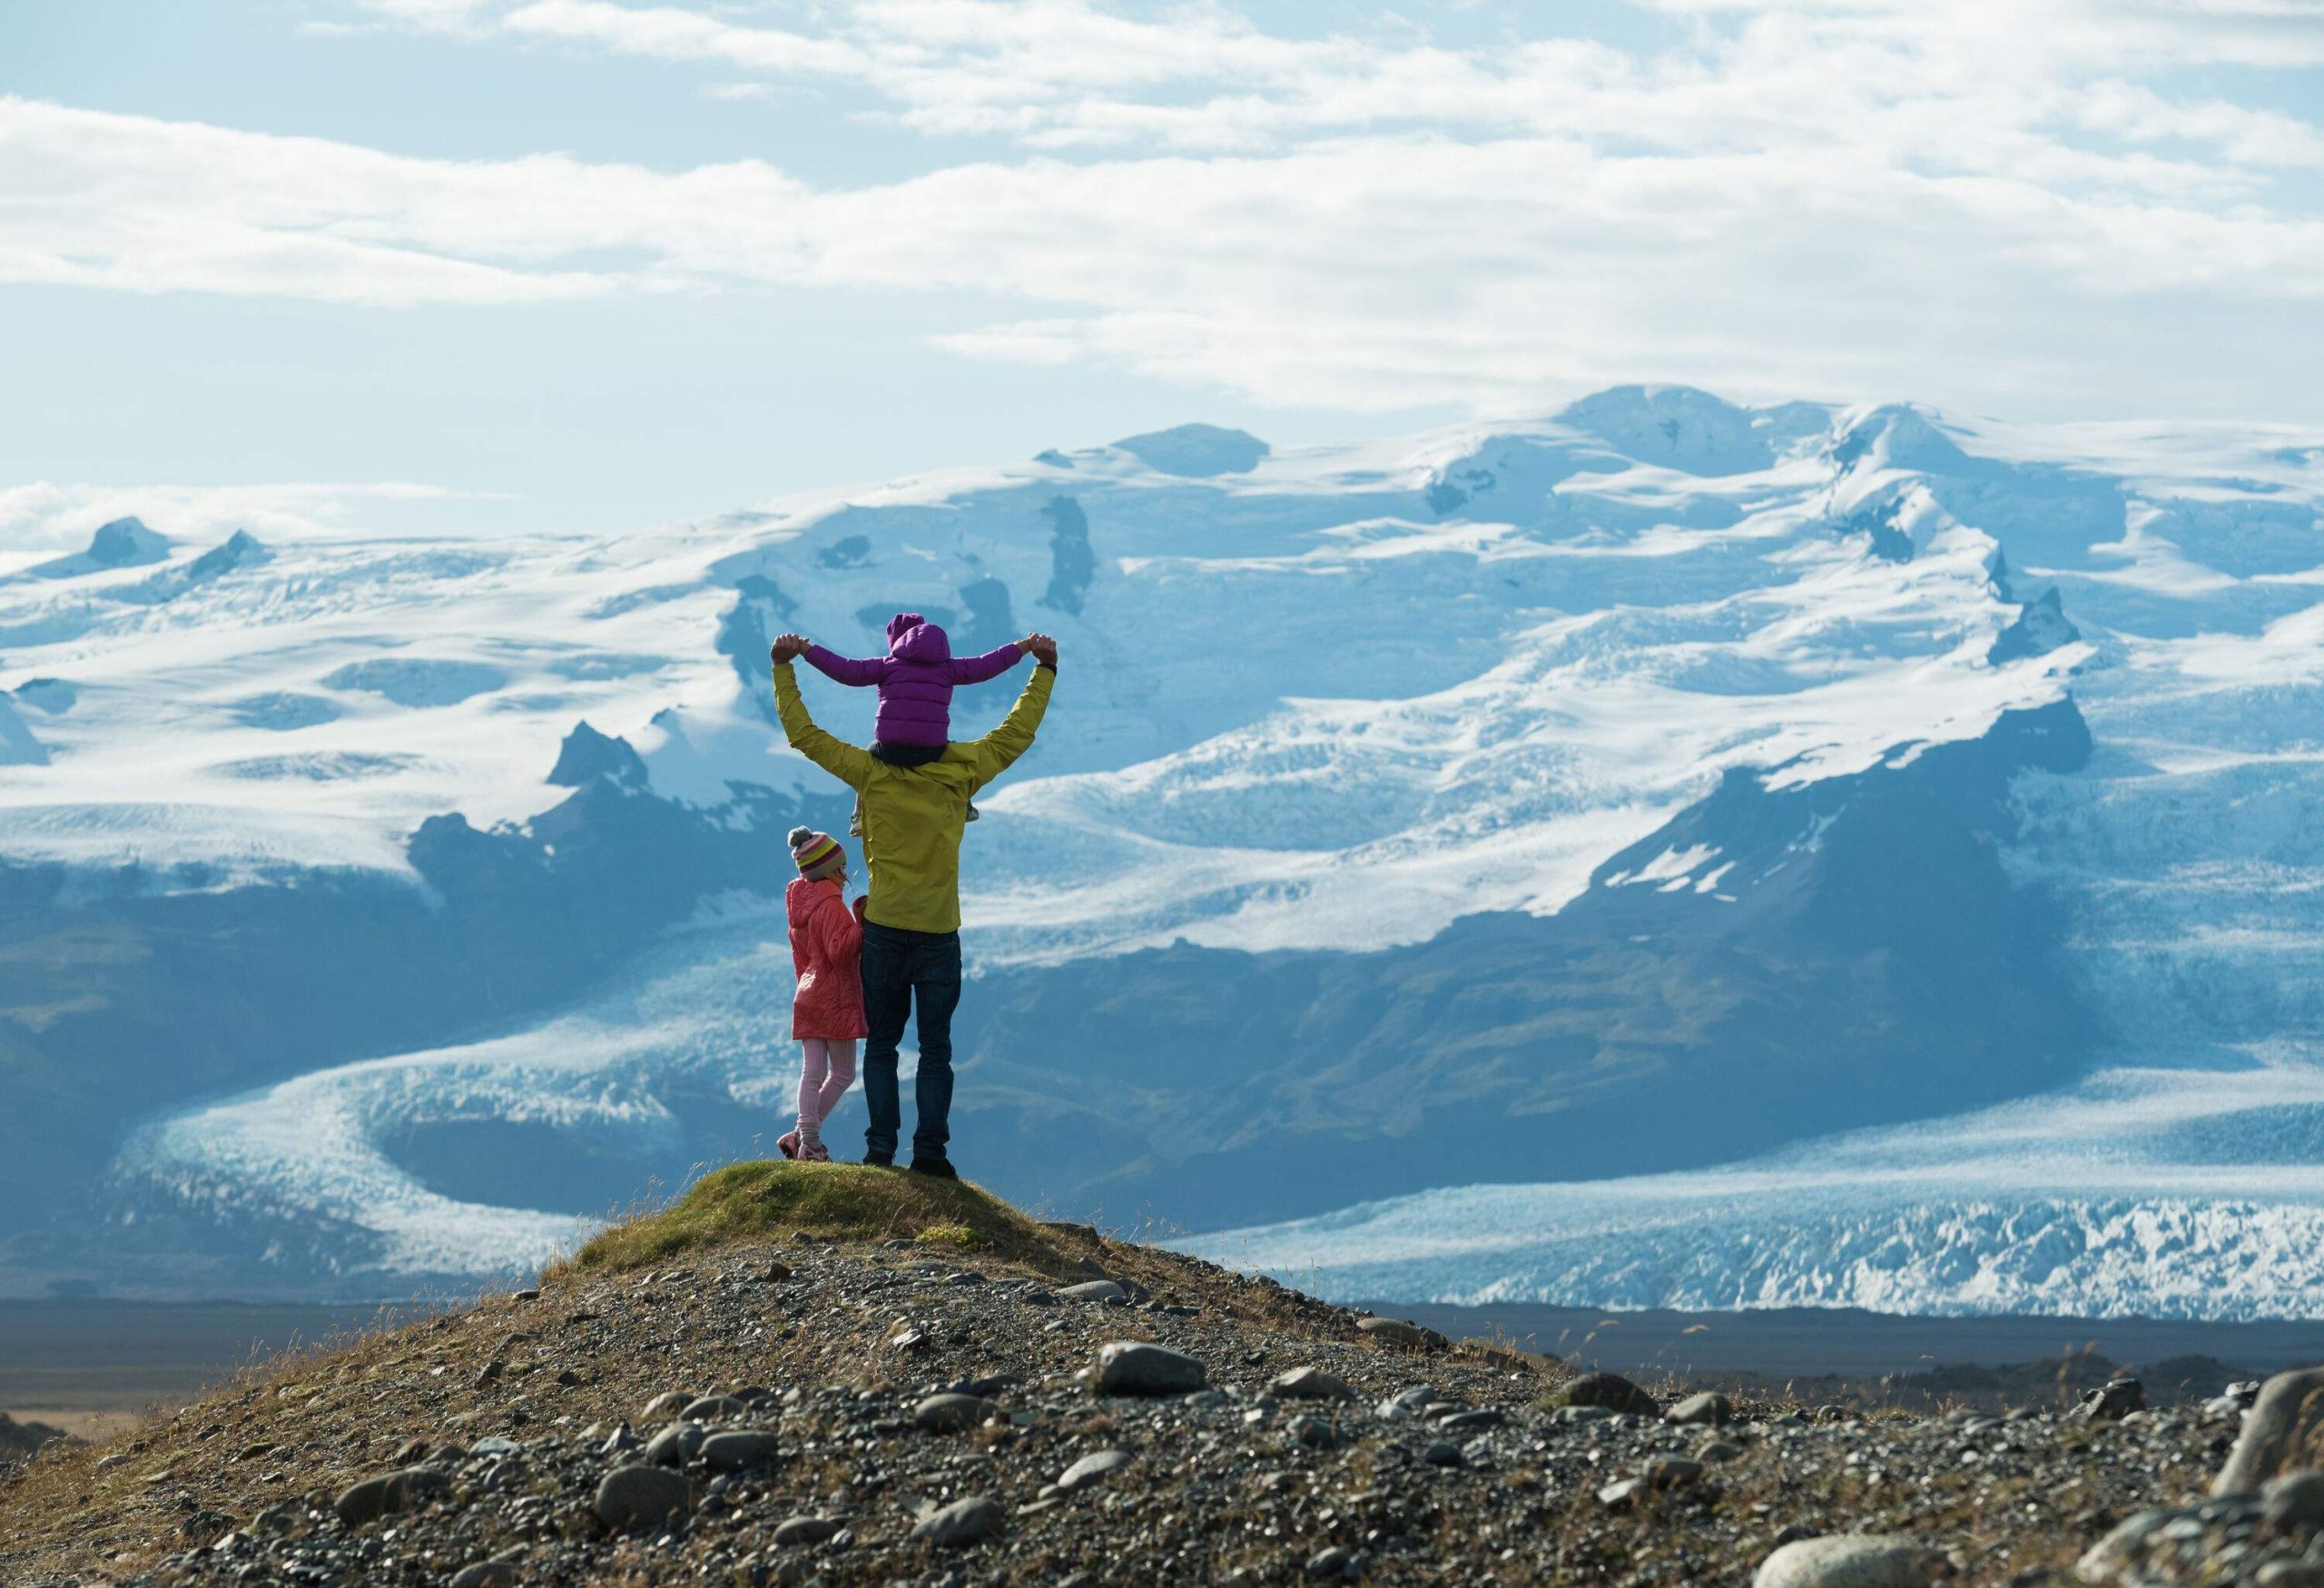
[768, 630, 1058, 1178]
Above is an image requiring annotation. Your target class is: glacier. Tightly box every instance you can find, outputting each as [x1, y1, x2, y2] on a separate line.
[4, 385, 2323, 1316]
[1190, 1059, 2324, 1321]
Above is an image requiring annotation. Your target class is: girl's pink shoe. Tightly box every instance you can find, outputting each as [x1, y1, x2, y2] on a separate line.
[777, 1129, 801, 1160]
[801, 1139, 832, 1162]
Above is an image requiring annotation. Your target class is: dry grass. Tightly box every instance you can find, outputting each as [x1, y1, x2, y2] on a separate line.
[555, 1161, 1083, 1280]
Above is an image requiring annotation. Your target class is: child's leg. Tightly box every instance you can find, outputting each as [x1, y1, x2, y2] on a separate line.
[813, 1039, 857, 1127]
[797, 1039, 832, 1147]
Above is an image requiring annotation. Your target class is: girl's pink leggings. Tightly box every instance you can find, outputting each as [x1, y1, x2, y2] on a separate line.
[797, 1038, 858, 1145]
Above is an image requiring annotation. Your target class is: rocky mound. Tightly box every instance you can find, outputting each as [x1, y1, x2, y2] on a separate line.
[2, 1166, 2320, 1587]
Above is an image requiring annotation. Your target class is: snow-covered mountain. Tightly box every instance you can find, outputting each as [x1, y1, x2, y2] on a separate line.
[5, 386, 2322, 1317]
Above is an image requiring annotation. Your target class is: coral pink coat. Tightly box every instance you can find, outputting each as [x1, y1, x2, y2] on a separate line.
[787, 878, 868, 1041]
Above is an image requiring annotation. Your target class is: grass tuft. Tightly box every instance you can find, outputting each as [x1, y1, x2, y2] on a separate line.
[559, 1161, 1064, 1277]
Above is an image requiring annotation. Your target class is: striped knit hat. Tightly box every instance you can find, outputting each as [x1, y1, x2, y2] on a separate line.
[788, 825, 845, 882]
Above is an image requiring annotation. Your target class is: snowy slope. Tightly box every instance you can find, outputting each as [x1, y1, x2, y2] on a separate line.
[8, 388, 2324, 1312]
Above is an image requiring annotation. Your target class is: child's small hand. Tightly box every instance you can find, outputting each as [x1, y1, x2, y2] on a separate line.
[852, 894, 868, 921]
[1023, 632, 1059, 668]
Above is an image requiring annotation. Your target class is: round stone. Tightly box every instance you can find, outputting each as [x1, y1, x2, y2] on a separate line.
[915, 1393, 989, 1433]
[1270, 1366, 1356, 1401]
[1058, 1448, 1131, 1491]
[911, 1494, 1005, 1547]
[773, 1514, 842, 1546]
[1562, 1372, 1659, 1417]
[1356, 1317, 1442, 1349]
[1668, 1392, 1734, 1426]
[593, 1465, 692, 1532]
[699, 1430, 782, 1471]
[679, 1394, 750, 1422]
[1753, 1534, 1949, 1588]
[1097, 1341, 1207, 1396]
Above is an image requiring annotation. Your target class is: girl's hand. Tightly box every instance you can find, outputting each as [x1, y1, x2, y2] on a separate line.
[852, 895, 868, 921]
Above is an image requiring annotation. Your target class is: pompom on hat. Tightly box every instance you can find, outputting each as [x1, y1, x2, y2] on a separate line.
[788, 825, 846, 882]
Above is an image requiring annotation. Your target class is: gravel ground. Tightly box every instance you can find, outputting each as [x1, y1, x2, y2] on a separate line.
[0, 1220, 2307, 1587]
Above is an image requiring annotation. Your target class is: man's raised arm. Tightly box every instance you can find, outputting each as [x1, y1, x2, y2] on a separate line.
[771, 636, 874, 790]
[959, 634, 1057, 793]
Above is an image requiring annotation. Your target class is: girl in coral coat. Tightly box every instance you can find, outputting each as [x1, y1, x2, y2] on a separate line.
[779, 826, 868, 1162]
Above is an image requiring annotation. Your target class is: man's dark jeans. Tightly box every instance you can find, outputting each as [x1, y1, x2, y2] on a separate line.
[860, 921, 962, 1162]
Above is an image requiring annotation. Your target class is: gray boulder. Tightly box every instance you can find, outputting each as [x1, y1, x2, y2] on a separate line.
[637, 1390, 694, 1421]
[592, 1465, 691, 1532]
[679, 1394, 749, 1422]
[644, 1421, 706, 1467]
[2220, 1370, 2324, 1495]
[448, 1562, 520, 1588]
[1374, 1385, 1439, 1421]
[1357, 1317, 1443, 1349]
[2265, 1470, 2324, 1532]
[2077, 1509, 2172, 1583]
[1059, 1448, 1131, 1492]
[1598, 1476, 1645, 1509]
[773, 1514, 842, 1546]
[1285, 1415, 1337, 1450]
[1646, 1455, 1703, 1488]
[1562, 1372, 1659, 1417]
[911, 1494, 1004, 1547]
[1059, 1280, 1128, 1304]
[1668, 1392, 1734, 1426]
[2072, 1379, 2145, 1423]
[1753, 1534, 1947, 1587]
[333, 1467, 448, 1528]
[1097, 1341, 1206, 1396]
[1270, 1366, 1355, 1401]
[699, 1430, 782, 1471]
[915, 1393, 990, 1433]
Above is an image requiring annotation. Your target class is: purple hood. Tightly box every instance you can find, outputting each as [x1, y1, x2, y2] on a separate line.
[797, 613, 1024, 749]
[887, 612, 952, 663]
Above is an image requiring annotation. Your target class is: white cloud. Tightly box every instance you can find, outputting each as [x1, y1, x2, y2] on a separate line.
[362, 0, 2324, 162]
[6, 0, 2324, 419]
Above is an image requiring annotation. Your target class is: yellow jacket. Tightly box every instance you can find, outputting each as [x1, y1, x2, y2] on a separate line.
[773, 659, 1055, 933]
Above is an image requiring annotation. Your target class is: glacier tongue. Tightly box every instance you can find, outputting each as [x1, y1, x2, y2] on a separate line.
[1188, 1059, 2324, 1321]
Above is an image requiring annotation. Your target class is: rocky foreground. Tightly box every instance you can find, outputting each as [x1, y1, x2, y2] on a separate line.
[4, 1164, 2322, 1588]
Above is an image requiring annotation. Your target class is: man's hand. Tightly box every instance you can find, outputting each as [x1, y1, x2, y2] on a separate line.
[1023, 632, 1059, 669]
[770, 633, 810, 665]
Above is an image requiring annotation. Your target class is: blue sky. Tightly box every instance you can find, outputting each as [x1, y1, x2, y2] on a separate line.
[5, 0, 2323, 540]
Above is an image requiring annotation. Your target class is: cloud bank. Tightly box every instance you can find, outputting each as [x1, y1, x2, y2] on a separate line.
[6, 0, 2322, 416]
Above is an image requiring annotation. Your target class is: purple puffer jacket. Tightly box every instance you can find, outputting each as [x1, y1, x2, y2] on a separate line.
[801, 613, 1025, 748]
